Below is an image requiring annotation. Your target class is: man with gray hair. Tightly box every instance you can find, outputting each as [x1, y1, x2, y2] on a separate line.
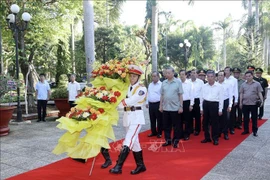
[67, 74, 81, 107]
[159, 67, 184, 148]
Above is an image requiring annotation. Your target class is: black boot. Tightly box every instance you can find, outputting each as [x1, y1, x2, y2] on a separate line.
[109, 146, 130, 174]
[100, 147, 112, 169]
[130, 150, 146, 175]
[72, 158, 87, 163]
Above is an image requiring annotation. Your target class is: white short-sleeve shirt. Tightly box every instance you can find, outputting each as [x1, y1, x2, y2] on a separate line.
[67, 81, 81, 101]
[35, 81, 51, 100]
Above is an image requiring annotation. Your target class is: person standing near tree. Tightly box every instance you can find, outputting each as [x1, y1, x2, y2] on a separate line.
[159, 67, 184, 148]
[240, 71, 263, 137]
[35, 73, 51, 122]
[146, 72, 163, 138]
[254, 68, 268, 120]
[67, 74, 81, 108]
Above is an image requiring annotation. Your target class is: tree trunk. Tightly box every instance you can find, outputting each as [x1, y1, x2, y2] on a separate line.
[0, 25, 3, 74]
[223, 29, 226, 68]
[71, 22, 76, 73]
[83, 0, 95, 85]
[255, 0, 260, 34]
[151, 4, 158, 72]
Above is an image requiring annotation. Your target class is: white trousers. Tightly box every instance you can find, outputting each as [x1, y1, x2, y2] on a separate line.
[123, 124, 142, 152]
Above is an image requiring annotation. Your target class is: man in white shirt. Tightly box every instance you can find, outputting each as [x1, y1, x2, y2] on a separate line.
[224, 67, 238, 135]
[35, 73, 51, 122]
[146, 72, 163, 138]
[67, 74, 81, 107]
[217, 71, 233, 140]
[179, 70, 194, 140]
[200, 70, 223, 145]
[189, 69, 204, 136]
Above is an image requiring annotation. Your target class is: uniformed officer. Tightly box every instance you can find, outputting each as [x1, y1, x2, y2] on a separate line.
[198, 70, 207, 84]
[109, 65, 147, 175]
[247, 65, 255, 72]
[254, 68, 269, 119]
[233, 68, 245, 129]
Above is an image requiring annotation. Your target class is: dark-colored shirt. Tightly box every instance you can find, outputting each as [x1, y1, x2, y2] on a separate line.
[254, 77, 268, 96]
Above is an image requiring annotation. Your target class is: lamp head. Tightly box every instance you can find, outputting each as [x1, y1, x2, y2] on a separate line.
[10, 4, 20, 14]
[184, 39, 189, 44]
[7, 14, 15, 23]
[22, 12, 31, 22]
[179, 43, 183, 48]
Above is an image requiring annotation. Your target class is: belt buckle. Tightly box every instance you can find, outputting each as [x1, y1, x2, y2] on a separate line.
[125, 107, 131, 111]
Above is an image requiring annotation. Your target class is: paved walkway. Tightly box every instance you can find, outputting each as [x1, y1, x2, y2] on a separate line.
[1, 90, 269, 180]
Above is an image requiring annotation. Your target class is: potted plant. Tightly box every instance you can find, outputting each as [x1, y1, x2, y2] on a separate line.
[0, 74, 17, 136]
[51, 74, 70, 117]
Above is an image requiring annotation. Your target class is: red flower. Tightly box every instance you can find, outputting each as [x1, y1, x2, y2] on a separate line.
[110, 97, 117, 103]
[76, 110, 83, 115]
[100, 86, 106, 90]
[84, 91, 89, 96]
[90, 113, 97, 120]
[114, 91, 121, 97]
[98, 108, 104, 114]
[76, 92, 83, 98]
[69, 113, 74, 118]
[102, 96, 108, 101]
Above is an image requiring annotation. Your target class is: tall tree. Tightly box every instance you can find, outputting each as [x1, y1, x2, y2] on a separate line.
[213, 15, 233, 68]
[83, 0, 95, 84]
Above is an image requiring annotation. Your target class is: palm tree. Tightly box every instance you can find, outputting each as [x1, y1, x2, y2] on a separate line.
[212, 15, 233, 68]
[83, 0, 95, 84]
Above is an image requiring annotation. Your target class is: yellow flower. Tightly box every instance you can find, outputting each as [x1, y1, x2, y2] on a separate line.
[121, 73, 126, 78]
[70, 107, 75, 113]
[109, 64, 115, 70]
[96, 111, 101, 115]
[85, 87, 91, 91]
[96, 93, 103, 99]
[117, 70, 122, 75]
[90, 108, 96, 114]
[66, 113, 71, 118]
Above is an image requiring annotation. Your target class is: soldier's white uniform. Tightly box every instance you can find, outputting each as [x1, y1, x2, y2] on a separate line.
[119, 82, 147, 152]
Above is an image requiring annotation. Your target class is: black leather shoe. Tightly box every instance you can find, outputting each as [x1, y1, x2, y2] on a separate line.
[253, 132, 258, 137]
[230, 130, 235, 134]
[184, 136, 189, 141]
[42, 119, 46, 122]
[100, 147, 112, 169]
[218, 133, 221, 138]
[194, 132, 200, 136]
[236, 125, 242, 129]
[72, 158, 87, 163]
[162, 142, 171, 147]
[258, 116, 262, 120]
[241, 131, 250, 135]
[201, 139, 211, 143]
[130, 151, 146, 175]
[173, 143, 178, 148]
[148, 133, 157, 137]
[157, 134, 162, 138]
[213, 140, 219, 145]
[37, 120, 41, 122]
[109, 146, 130, 174]
[224, 134, 229, 140]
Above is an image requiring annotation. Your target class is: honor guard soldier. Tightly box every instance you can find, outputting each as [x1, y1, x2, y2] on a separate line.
[110, 65, 147, 175]
[198, 70, 207, 84]
[233, 68, 245, 129]
[254, 68, 268, 119]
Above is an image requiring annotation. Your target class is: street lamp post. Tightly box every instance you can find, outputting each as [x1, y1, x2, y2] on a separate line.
[179, 39, 191, 71]
[6, 4, 31, 122]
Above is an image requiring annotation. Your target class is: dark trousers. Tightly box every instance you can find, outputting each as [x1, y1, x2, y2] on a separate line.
[258, 104, 264, 118]
[163, 111, 182, 144]
[149, 102, 163, 135]
[203, 101, 219, 141]
[69, 101, 76, 108]
[235, 101, 243, 126]
[180, 100, 191, 137]
[229, 97, 236, 130]
[191, 98, 201, 133]
[243, 105, 258, 133]
[37, 100, 47, 121]
[219, 99, 230, 135]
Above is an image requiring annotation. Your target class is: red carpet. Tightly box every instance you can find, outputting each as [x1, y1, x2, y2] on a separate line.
[8, 120, 266, 180]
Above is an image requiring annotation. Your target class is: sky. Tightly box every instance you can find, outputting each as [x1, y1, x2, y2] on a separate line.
[120, 1, 247, 27]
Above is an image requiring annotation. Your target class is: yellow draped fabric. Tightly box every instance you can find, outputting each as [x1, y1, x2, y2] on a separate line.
[52, 75, 130, 159]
